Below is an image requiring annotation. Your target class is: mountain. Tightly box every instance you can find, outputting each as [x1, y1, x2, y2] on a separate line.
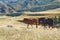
[0, 0, 60, 13]
[0, 1, 16, 13]
[5, 0, 55, 11]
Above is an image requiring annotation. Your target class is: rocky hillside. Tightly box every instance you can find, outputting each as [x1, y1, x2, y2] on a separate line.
[0, 0, 60, 13]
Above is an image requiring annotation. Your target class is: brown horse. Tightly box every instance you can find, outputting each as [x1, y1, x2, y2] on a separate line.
[24, 18, 38, 28]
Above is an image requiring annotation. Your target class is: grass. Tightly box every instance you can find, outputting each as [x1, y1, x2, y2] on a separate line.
[0, 15, 60, 40]
[0, 26, 60, 40]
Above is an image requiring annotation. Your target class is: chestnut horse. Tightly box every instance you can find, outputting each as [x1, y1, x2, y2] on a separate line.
[24, 18, 38, 28]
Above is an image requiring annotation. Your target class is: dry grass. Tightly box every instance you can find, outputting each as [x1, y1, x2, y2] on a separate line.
[0, 26, 60, 40]
[0, 16, 60, 40]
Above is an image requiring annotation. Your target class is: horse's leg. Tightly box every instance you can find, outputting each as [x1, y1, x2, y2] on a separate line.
[49, 25, 52, 29]
[51, 24, 54, 28]
[49, 25, 52, 30]
[43, 24, 47, 29]
[36, 23, 38, 28]
[49, 25, 50, 28]
[30, 24, 33, 28]
[27, 24, 29, 28]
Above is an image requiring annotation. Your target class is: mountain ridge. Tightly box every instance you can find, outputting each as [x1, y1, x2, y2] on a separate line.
[0, 0, 60, 13]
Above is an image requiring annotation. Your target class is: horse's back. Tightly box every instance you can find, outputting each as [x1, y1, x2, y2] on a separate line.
[46, 18, 53, 26]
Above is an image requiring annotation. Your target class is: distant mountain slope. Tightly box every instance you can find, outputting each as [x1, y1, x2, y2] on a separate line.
[5, 0, 55, 11]
[0, 0, 60, 12]
[0, 1, 16, 13]
[29, 2, 60, 12]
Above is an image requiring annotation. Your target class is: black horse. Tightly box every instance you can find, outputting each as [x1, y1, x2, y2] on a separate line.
[39, 18, 53, 28]
[46, 18, 53, 28]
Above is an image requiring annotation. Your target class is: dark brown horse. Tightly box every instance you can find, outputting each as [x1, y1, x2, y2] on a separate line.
[39, 18, 53, 28]
[24, 18, 38, 28]
[46, 18, 53, 28]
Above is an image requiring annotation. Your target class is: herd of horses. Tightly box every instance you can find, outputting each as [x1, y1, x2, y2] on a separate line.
[23, 18, 53, 28]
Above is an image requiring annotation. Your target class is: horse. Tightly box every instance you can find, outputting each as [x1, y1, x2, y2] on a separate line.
[23, 18, 38, 28]
[45, 18, 53, 28]
[39, 18, 53, 28]
[38, 18, 45, 25]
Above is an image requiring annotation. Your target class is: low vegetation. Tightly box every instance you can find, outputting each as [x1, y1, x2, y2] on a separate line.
[0, 26, 60, 40]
